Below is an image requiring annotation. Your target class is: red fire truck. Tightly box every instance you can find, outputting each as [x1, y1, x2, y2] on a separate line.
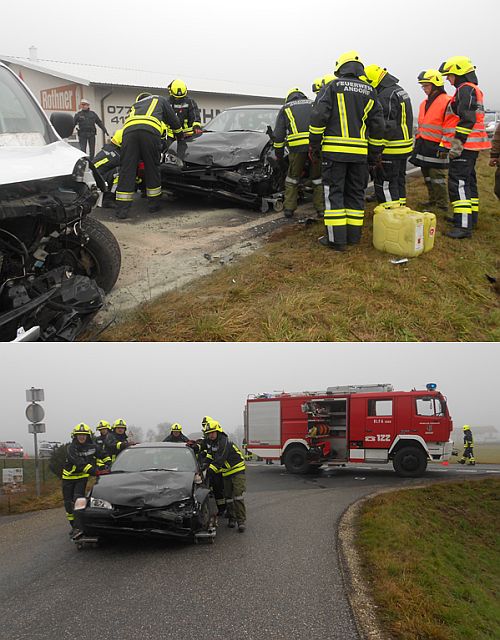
[244, 383, 454, 477]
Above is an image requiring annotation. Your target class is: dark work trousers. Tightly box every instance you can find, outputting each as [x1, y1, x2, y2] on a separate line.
[374, 156, 408, 206]
[62, 477, 88, 527]
[207, 469, 226, 514]
[223, 472, 246, 524]
[322, 160, 369, 246]
[448, 150, 479, 231]
[78, 133, 96, 159]
[116, 129, 162, 212]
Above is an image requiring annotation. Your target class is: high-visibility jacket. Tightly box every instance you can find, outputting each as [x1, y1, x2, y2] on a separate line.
[62, 440, 97, 480]
[309, 76, 385, 162]
[464, 430, 474, 447]
[104, 432, 129, 462]
[93, 142, 121, 174]
[163, 432, 189, 443]
[196, 433, 246, 477]
[376, 74, 414, 156]
[274, 91, 312, 153]
[123, 94, 182, 137]
[441, 82, 491, 151]
[167, 95, 201, 137]
[411, 92, 454, 167]
[93, 434, 112, 469]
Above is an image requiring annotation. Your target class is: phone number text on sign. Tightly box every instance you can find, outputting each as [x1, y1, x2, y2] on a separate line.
[107, 105, 131, 125]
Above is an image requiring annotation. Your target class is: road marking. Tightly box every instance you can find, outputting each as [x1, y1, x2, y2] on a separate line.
[485, 470, 500, 473]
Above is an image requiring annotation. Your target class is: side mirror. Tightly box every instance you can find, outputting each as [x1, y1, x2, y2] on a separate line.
[50, 112, 75, 139]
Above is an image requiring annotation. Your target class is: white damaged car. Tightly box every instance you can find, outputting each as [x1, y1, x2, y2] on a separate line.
[0, 62, 120, 341]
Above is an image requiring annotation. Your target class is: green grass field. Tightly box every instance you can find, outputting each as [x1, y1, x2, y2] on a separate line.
[357, 478, 500, 640]
[99, 153, 500, 342]
[450, 442, 500, 464]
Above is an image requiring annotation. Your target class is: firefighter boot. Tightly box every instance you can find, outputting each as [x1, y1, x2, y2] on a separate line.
[319, 236, 346, 251]
[284, 209, 294, 218]
[238, 522, 246, 533]
[458, 458, 466, 464]
[445, 228, 472, 239]
[228, 518, 236, 528]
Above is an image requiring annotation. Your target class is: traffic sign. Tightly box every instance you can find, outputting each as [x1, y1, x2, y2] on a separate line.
[28, 423, 46, 434]
[26, 403, 45, 423]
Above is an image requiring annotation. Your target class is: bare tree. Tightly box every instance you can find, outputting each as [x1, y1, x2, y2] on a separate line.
[145, 422, 172, 442]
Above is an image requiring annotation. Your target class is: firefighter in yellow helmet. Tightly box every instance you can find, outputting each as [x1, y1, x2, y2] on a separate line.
[364, 63, 414, 209]
[409, 70, 453, 213]
[105, 419, 130, 462]
[167, 79, 202, 139]
[309, 51, 385, 250]
[93, 129, 123, 205]
[458, 425, 475, 465]
[273, 88, 323, 218]
[115, 91, 182, 218]
[163, 422, 189, 443]
[94, 420, 112, 470]
[438, 56, 491, 238]
[61, 423, 97, 538]
[191, 416, 246, 528]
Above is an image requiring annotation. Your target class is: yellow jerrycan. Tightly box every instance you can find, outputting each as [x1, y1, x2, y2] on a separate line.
[373, 205, 436, 257]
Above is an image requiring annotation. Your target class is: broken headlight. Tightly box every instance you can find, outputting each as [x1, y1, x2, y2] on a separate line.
[89, 497, 113, 509]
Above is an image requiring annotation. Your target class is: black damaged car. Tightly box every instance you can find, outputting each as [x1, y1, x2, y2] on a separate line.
[79, 442, 218, 545]
[160, 105, 287, 212]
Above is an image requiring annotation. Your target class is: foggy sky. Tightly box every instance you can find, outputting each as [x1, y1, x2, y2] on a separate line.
[2, 0, 500, 109]
[1, 342, 498, 451]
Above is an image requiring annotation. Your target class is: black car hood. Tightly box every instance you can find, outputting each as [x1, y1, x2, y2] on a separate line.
[170, 131, 271, 168]
[92, 471, 194, 508]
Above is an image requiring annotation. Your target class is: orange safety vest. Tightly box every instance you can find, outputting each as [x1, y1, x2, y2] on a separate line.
[441, 83, 491, 150]
[416, 93, 454, 146]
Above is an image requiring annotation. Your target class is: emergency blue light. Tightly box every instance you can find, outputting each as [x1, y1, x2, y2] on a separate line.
[426, 383, 437, 391]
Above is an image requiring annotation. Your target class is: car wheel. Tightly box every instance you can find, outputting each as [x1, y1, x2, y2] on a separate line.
[273, 200, 284, 213]
[64, 216, 121, 293]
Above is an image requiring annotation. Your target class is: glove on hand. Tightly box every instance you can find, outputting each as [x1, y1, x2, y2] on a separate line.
[437, 148, 449, 160]
[274, 147, 284, 160]
[308, 145, 320, 162]
[489, 157, 499, 167]
[193, 126, 203, 135]
[448, 138, 464, 160]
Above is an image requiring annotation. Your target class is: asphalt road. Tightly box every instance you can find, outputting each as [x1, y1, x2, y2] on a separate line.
[1, 463, 498, 640]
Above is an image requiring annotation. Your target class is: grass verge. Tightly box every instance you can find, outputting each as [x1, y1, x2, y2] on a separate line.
[100, 153, 499, 341]
[0, 479, 62, 515]
[357, 478, 500, 640]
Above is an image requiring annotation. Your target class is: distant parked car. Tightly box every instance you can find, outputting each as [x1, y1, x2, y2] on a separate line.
[0, 441, 24, 457]
[485, 112, 499, 138]
[39, 441, 62, 458]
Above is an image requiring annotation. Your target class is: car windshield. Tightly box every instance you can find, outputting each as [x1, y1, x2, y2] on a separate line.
[205, 108, 280, 133]
[111, 446, 197, 473]
[0, 66, 54, 147]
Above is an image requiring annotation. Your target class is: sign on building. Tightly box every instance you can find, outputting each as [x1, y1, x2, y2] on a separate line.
[40, 84, 78, 111]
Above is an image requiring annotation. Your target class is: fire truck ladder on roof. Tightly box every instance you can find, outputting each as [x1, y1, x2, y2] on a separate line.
[325, 384, 394, 394]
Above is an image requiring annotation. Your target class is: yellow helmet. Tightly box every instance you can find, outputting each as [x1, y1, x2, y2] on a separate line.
[71, 423, 93, 437]
[96, 420, 111, 431]
[201, 416, 214, 432]
[111, 129, 123, 147]
[334, 50, 363, 74]
[203, 418, 222, 434]
[462, 424, 471, 431]
[322, 74, 336, 86]
[170, 423, 183, 432]
[169, 79, 187, 98]
[285, 87, 303, 102]
[135, 92, 151, 102]
[439, 56, 475, 76]
[312, 77, 323, 93]
[113, 418, 127, 431]
[417, 69, 444, 87]
[364, 64, 388, 88]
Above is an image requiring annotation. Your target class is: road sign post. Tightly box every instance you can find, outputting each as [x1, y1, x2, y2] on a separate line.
[25, 388, 45, 498]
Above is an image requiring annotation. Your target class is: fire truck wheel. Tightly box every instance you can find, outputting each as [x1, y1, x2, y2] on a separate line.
[283, 445, 311, 474]
[392, 446, 428, 478]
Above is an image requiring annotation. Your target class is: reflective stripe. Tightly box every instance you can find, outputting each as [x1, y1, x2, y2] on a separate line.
[324, 185, 331, 210]
[234, 495, 245, 501]
[401, 101, 410, 141]
[324, 209, 346, 226]
[312, 178, 322, 185]
[94, 157, 109, 168]
[309, 125, 326, 135]
[146, 186, 162, 196]
[383, 181, 392, 202]
[322, 145, 367, 155]
[285, 107, 299, 135]
[337, 93, 349, 139]
[273, 141, 286, 149]
[123, 117, 163, 134]
[360, 98, 374, 140]
[458, 179, 466, 202]
[323, 136, 367, 147]
[285, 176, 299, 185]
[222, 464, 245, 477]
[368, 137, 384, 146]
[414, 153, 448, 165]
[116, 191, 134, 202]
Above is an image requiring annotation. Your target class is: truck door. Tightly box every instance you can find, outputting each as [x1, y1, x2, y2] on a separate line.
[246, 400, 281, 455]
[364, 397, 395, 449]
[412, 395, 450, 442]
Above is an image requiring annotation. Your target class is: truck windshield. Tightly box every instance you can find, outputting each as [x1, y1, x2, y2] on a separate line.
[415, 397, 445, 417]
[0, 66, 55, 146]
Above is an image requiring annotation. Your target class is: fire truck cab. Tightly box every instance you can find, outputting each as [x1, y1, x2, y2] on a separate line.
[244, 384, 454, 477]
